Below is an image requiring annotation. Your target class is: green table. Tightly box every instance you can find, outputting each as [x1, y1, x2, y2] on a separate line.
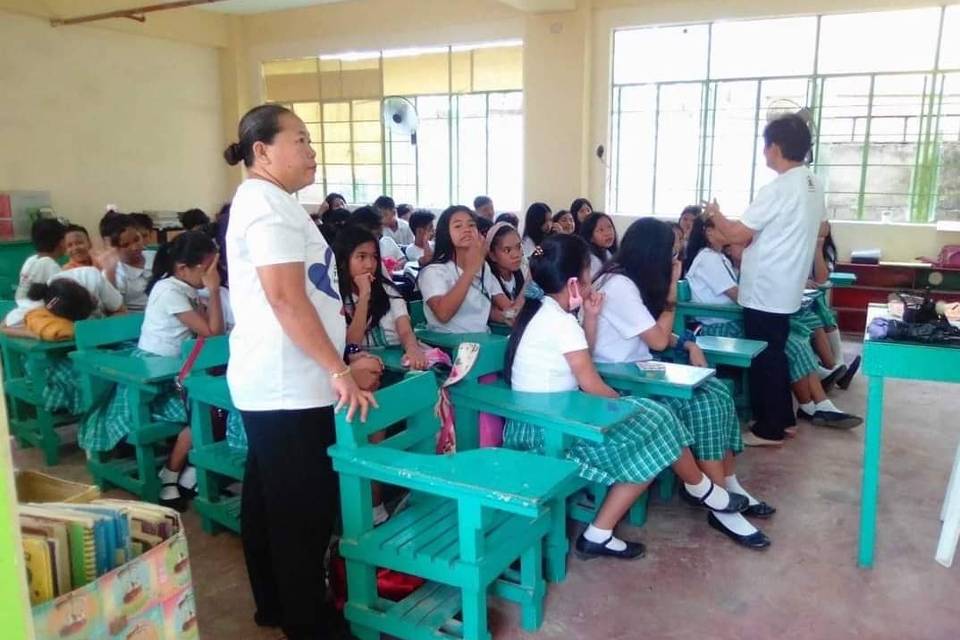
[859, 303, 960, 568]
[596, 361, 714, 400]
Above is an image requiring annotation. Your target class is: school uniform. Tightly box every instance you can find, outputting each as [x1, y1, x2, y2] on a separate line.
[347, 284, 409, 348]
[588, 249, 612, 279]
[490, 270, 524, 301]
[521, 236, 536, 259]
[78, 276, 198, 453]
[112, 261, 151, 312]
[688, 249, 820, 384]
[227, 177, 347, 637]
[418, 261, 499, 333]
[404, 241, 433, 263]
[502, 296, 693, 484]
[383, 218, 415, 246]
[14, 255, 60, 303]
[593, 273, 741, 461]
[379, 236, 406, 265]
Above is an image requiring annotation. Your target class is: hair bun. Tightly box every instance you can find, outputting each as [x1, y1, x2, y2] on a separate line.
[223, 142, 243, 166]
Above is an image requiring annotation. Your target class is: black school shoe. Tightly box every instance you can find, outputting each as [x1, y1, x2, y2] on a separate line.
[820, 364, 847, 393]
[743, 501, 777, 518]
[678, 483, 750, 514]
[574, 534, 646, 560]
[707, 513, 771, 550]
[836, 356, 861, 390]
[812, 410, 862, 430]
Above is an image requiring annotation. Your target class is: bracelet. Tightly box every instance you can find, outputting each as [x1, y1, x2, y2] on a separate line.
[330, 366, 352, 380]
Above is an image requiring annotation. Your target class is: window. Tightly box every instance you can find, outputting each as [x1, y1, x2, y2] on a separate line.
[610, 7, 960, 223]
[262, 42, 523, 210]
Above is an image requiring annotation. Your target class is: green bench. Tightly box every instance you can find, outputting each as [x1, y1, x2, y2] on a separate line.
[0, 300, 78, 465]
[70, 313, 185, 502]
[330, 371, 582, 640]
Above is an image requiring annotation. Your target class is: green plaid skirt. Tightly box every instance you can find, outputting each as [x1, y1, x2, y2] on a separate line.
[793, 298, 838, 333]
[78, 349, 187, 453]
[658, 377, 742, 461]
[698, 320, 818, 383]
[35, 358, 84, 415]
[503, 396, 693, 486]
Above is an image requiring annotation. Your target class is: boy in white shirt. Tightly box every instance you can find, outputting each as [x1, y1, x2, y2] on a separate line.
[15, 219, 66, 302]
[404, 210, 435, 265]
[375, 195, 415, 246]
[350, 206, 407, 270]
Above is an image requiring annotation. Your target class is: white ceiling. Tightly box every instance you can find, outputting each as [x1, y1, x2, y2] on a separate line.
[198, 0, 351, 15]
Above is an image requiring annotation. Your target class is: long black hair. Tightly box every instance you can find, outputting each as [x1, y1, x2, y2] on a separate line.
[598, 217, 674, 318]
[822, 227, 837, 271]
[334, 225, 396, 333]
[424, 205, 475, 267]
[146, 231, 218, 294]
[579, 212, 618, 263]
[504, 234, 590, 385]
[682, 215, 714, 274]
[522, 202, 551, 246]
[27, 279, 95, 322]
[570, 197, 593, 232]
[487, 224, 525, 300]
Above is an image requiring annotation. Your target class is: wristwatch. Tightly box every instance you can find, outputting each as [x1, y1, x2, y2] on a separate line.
[344, 343, 363, 362]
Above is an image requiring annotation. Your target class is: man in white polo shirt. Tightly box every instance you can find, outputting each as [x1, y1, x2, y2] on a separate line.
[707, 114, 824, 445]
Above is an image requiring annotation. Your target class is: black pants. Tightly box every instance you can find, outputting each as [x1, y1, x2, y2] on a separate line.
[240, 406, 338, 639]
[743, 308, 795, 440]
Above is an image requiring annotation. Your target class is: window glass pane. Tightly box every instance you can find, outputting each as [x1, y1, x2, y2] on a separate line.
[306, 124, 321, 144]
[818, 8, 940, 74]
[324, 143, 352, 164]
[352, 99, 381, 121]
[941, 6, 960, 70]
[611, 86, 656, 214]
[711, 17, 816, 79]
[487, 92, 523, 211]
[292, 102, 321, 122]
[654, 83, 702, 214]
[416, 96, 451, 208]
[456, 95, 487, 205]
[353, 142, 382, 165]
[935, 74, 960, 222]
[613, 25, 708, 85]
[383, 51, 449, 96]
[706, 81, 758, 216]
[324, 123, 351, 143]
[353, 121, 381, 142]
[816, 76, 871, 220]
[324, 102, 350, 122]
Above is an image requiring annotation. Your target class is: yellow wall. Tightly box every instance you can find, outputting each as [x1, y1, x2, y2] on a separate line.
[0, 10, 231, 235]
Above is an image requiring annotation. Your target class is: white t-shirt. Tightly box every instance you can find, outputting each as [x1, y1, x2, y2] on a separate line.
[686, 248, 739, 325]
[15, 255, 61, 302]
[593, 273, 657, 364]
[4, 266, 123, 326]
[138, 277, 199, 358]
[350, 286, 409, 347]
[383, 218, 415, 246]
[226, 178, 347, 411]
[404, 242, 433, 263]
[521, 237, 536, 259]
[511, 296, 588, 393]
[588, 250, 612, 279]
[418, 261, 499, 334]
[113, 261, 151, 312]
[738, 165, 826, 314]
[199, 287, 235, 330]
[380, 236, 406, 264]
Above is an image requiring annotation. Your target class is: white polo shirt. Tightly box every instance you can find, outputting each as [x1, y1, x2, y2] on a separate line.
[418, 261, 498, 334]
[383, 218, 415, 246]
[593, 273, 657, 364]
[510, 296, 587, 393]
[738, 165, 826, 314]
[686, 248, 739, 325]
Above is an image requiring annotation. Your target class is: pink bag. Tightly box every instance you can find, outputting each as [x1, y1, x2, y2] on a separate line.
[918, 245, 960, 268]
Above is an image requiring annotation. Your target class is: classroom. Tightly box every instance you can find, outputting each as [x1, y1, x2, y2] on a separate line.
[2, 1, 960, 639]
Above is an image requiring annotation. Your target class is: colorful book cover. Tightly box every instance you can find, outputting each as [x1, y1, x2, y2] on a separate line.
[23, 534, 55, 605]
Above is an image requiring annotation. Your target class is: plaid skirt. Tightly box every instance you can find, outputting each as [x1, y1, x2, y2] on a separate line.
[698, 320, 819, 383]
[36, 358, 84, 415]
[658, 377, 742, 461]
[503, 396, 693, 486]
[78, 349, 187, 453]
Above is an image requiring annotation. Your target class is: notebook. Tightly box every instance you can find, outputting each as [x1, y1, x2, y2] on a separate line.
[19, 505, 98, 588]
[22, 534, 55, 605]
[20, 516, 71, 596]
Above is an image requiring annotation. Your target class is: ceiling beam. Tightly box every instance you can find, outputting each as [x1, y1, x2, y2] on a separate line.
[50, 0, 230, 26]
[496, 0, 577, 13]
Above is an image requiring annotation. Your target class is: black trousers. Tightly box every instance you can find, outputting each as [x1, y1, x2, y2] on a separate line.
[239, 406, 338, 639]
[743, 308, 795, 440]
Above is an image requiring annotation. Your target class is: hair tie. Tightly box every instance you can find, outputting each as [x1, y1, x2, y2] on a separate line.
[46, 297, 60, 310]
[532, 245, 544, 257]
[524, 281, 545, 301]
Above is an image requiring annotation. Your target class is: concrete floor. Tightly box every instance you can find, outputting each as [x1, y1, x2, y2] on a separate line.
[13, 339, 960, 640]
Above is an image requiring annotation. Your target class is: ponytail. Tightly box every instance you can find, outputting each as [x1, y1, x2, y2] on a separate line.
[683, 216, 712, 275]
[27, 279, 94, 321]
[504, 297, 542, 385]
[146, 231, 218, 295]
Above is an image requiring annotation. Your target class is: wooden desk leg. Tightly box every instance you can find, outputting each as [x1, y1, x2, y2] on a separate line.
[858, 375, 885, 568]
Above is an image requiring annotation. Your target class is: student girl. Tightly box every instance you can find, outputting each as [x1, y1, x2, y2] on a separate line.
[552, 210, 576, 235]
[678, 205, 700, 243]
[592, 218, 772, 548]
[102, 213, 152, 312]
[335, 224, 427, 369]
[569, 197, 593, 233]
[63, 224, 94, 270]
[80, 231, 226, 507]
[520, 202, 552, 258]
[486, 222, 528, 321]
[579, 212, 618, 278]
[418, 206, 513, 333]
[503, 234, 759, 559]
[683, 217, 862, 433]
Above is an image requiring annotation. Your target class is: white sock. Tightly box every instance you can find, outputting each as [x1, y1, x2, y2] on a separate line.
[177, 465, 197, 491]
[713, 511, 758, 536]
[815, 399, 841, 413]
[158, 467, 179, 500]
[685, 474, 733, 511]
[725, 474, 758, 507]
[799, 401, 816, 415]
[373, 504, 389, 526]
[818, 363, 843, 378]
[584, 524, 626, 551]
[827, 329, 844, 364]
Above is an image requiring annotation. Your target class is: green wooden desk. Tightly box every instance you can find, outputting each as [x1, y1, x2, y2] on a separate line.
[69, 351, 181, 389]
[692, 335, 766, 368]
[414, 329, 508, 380]
[858, 303, 960, 568]
[595, 361, 714, 400]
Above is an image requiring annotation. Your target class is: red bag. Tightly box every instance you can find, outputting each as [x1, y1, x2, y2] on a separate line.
[918, 245, 960, 268]
[329, 540, 424, 610]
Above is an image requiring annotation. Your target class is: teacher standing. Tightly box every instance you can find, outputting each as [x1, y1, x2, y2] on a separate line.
[224, 104, 376, 639]
[706, 114, 824, 446]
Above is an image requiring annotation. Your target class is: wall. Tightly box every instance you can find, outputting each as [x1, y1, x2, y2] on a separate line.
[0, 10, 230, 235]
